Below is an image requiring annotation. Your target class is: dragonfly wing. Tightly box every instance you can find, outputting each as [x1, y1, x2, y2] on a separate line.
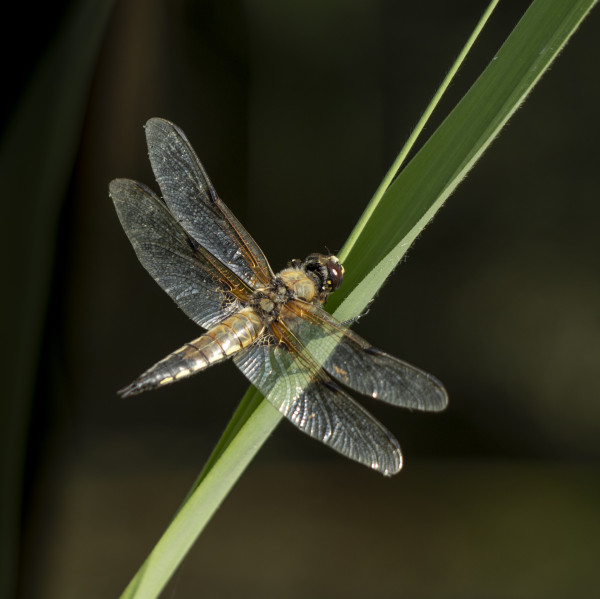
[110, 178, 251, 329]
[145, 118, 274, 288]
[233, 329, 402, 476]
[284, 301, 448, 412]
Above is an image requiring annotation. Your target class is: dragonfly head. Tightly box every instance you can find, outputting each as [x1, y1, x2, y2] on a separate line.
[303, 254, 344, 294]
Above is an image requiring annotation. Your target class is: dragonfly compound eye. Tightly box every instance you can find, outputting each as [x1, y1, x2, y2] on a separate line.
[327, 257, 344, 291]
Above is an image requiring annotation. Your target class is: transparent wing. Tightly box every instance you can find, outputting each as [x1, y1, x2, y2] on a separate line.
[110, 178, 251, 329]
[283, 301, 448, 412]
[145, 118, 274, 288]
[233, 325, 402, 476]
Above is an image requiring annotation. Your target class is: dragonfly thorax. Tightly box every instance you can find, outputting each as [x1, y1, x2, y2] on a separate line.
[250, 264, 321, 322]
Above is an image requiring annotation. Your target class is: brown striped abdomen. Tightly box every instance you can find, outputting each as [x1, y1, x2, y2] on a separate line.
[118, 307, 264, 397]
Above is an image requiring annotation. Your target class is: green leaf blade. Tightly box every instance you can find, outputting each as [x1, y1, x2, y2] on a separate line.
[335, 0, 598, 312]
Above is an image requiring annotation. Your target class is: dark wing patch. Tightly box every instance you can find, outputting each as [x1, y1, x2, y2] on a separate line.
[110, 178, 250, 329]
[284, 301, 448, 412]
[145, 118, 273, 288]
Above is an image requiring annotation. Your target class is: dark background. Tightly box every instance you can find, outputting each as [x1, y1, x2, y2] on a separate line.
[2, 1, 599, 597]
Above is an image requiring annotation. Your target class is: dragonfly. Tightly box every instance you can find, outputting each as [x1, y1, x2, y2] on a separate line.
[110, 118, 448, 476]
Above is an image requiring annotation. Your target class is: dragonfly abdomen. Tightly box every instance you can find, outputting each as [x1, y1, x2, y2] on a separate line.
[118, 307, 264, 397]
